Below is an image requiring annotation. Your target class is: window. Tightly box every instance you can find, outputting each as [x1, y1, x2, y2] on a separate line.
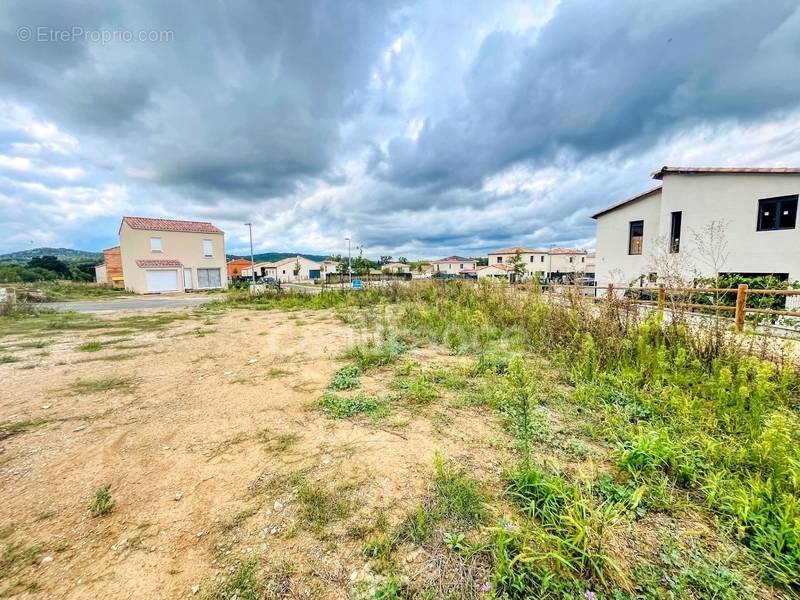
[581, 256, 585, 263]
[628, 220, 644, 255]
[569, 257, 574, 263]
[197, 268, 222, 288]
[460, 264, 464, 269]
[529, 255, 534, 262]
[757, 195, 797, 231]
[202, 239, 213, 257]
[540, 255, 545, 262]
[670, 211, 682, 253]
[497, 256, 503, 263]
[149, 237, 162, 252]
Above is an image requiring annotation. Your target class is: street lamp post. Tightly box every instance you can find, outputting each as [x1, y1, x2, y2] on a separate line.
[346, 237, 352, 286]
[245, 222, 256, 293]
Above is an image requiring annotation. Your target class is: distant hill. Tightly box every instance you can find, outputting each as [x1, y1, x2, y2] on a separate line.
[0, 247, 102, 263]
[226, 252, 328, 263]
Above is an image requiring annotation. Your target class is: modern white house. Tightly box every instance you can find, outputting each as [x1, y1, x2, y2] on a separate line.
[431, 256, 478, 275]
[245, 256, 322, 282]
[487, 246, 593, 280]
[592, 166, 800, 286]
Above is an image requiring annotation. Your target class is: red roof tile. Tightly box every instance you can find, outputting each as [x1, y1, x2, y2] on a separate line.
[431, 256, 474, 263]
[488, 246, 547, 255]
[122, 216, 223, 234]
[135, 259, 182, 268]
[652, 166, 800, 179]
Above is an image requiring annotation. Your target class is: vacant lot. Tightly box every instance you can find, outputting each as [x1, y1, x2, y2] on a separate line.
[0, 305, 513, 599]
[1, 285, 797, 600]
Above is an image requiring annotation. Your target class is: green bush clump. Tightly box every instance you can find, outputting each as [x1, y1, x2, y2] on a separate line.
[328, 365, 361, 390]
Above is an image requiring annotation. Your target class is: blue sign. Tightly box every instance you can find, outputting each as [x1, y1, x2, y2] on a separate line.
[352, 279, 362, 290]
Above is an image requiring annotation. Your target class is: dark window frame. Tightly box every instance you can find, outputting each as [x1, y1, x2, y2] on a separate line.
[628, 220, 644, 255]
[670, 211, 682, 253]
[757, 195, 797, 231]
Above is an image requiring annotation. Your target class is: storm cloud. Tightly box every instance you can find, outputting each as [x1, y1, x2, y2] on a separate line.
[1, 0, 800, 257]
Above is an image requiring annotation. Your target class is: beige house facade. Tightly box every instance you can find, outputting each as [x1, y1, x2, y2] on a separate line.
[593, 166, 800, 286]
[118, 217, 227, 294]
[488, 246, 593, 280]
[431, 256, 477, 275]
[246, 256, 322, 282]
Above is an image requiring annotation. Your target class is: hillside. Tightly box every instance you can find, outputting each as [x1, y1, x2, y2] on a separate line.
[0, 247, 102, 263]
[226, 252, 328, 263]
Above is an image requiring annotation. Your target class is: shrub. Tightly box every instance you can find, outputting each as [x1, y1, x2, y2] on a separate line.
[316, 392, 388, 419]
[328, 365, 361, 390]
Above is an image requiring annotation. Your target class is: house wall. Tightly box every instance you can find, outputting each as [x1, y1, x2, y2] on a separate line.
[549, 252, 589, 276]
[272, 257, 321, 282]
[119, 223, 227, 293]
[433, 260, 477, 274]
[489, 252, 548, 275]
[660, 173, 800, 281]
[103, 247, 124, 285]
[595, 190, 663, 285]
[477, 265, 509, 279]
[94, 264, 108, 284]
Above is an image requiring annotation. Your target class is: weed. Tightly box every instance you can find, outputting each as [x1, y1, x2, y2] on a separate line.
[316, 392, 389, 419]
[76, 341, 103, 352]
[297, 480, 354, 532]
[90, 484, 116, 516]
[390, 374, 439, 404]
[0, 354, 19, 364]
[201, 558, 263, 600]
[69, 376, 137, 394]
[328, 365, 361, 390]
[0, 418, 48, 442]
[342, 335, 407, 369]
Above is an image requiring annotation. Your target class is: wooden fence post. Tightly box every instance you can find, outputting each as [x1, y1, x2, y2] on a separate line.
[606, 283, 614, 302]
[657, 283, 666, 315]
[735, 283, 748, 332]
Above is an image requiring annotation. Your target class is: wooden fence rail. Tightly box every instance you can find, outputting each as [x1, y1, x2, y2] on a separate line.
[542, 282, 800, 333]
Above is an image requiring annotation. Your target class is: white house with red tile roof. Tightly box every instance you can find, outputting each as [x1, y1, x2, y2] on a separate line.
[592, 166, 800, 286]
[117, 216, 227, 293]
[245, 256, 322, 282]
[430, 256, 477, 275]
[487, 246, 592, 280]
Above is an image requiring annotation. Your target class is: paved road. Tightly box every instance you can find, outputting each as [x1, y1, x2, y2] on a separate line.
[43, 295, 215, 313]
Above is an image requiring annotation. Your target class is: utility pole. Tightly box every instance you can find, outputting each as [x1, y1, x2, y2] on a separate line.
[346, 236, 352, 286]
[245, 222, 256, 293]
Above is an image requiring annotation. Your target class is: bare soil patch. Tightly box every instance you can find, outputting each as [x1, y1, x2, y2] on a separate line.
[0, 307, 510, 599]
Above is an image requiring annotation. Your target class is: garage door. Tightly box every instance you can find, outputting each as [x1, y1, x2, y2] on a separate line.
[146, 269, 179, 293]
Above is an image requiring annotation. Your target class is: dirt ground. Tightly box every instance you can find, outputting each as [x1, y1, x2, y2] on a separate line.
[0, 307, 511, 599]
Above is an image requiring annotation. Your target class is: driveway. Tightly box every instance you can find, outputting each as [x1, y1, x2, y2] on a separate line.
[43, 294, 215, 313]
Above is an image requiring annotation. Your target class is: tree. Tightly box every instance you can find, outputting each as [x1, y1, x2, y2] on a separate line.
[398, 257, 408, 264]
[379, 255, 392, 265]
[508, 251, 526, 282]
[28, 255, 70, 277]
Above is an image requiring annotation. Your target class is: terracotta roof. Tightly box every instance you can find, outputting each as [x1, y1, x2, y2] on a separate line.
[549, 247, 587, 255]
[102, 245, 120, 252]
[652, 166, 800, 180]
[122, 216, 223, 234]
[135, 259, 182, 268]
[271, 256, 319, 268]
[591, 185, 662, 219]
[432, 256, 474, 263]
[488, 246, 547, 255]
[227, 258, 253, 265]
[478, 264, 512, 271]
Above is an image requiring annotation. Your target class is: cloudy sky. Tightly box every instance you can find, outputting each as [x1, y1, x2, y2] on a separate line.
[2, 0, 800, 258]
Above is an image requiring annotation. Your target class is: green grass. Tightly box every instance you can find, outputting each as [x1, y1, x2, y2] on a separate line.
[0, 418, 48, 442]
[0, 354, 19, 364]
[201, 558, 263, 600]
[297, 479, 355, 533]
[341, 336, 407, 370]
[69, 376, 138, 394]
[89, 484, 116, 516]
[389, 374, 440, 404]
[316, 392, 389, 419]
[328, 365, 361, 390]
[399, 454, 486, 544]
[76, 341, 103, 352]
